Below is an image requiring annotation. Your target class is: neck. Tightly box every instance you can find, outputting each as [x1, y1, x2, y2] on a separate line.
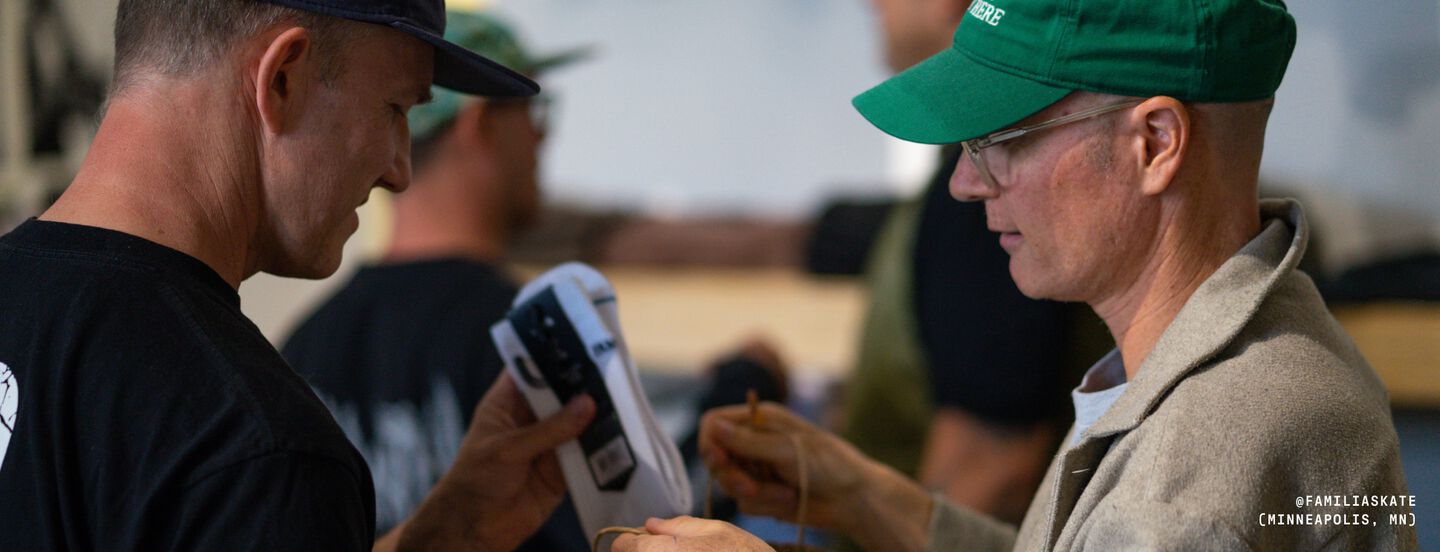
[383, 222, 507, 265]
[1090, 196, 1259, 379]
[41, 84, 259, 288]
[383, 168, 509, 265]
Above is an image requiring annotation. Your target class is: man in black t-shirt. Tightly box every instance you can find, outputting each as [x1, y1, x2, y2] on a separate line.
[282, 11, 590, 549]
[0, 1, 596, 551]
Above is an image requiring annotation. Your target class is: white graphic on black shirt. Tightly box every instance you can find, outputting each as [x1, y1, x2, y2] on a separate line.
[319, 378, 464, 531]
[0, 362, 17, 472]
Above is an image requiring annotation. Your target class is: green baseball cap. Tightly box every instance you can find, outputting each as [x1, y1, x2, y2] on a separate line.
[408, 10, 590, 138]
[853, 0, 1297, 144]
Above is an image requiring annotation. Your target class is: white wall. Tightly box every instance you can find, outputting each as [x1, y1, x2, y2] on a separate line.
[487, 0, 898, 218]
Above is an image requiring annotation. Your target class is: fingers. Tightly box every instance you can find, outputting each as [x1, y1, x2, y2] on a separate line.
[711, 465, 760, 496]
[713, 467, 795, 499]
[703, 416, 798, 469]
[474, 372, 533, 426]
[736, 483, 802, 521]
[698, 402, 820, 500]
[643, 515, 728, 536]
[534, 447, 567, 495]
[608, 533, 678, 552]
[712, 470, 801, 519]
[492, 394, 596, 463]
[609, 517, 773, 552]
[608, 532, 682, 552]
[636, 516, 775, 551]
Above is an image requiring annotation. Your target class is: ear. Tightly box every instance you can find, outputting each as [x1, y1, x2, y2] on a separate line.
[1129, 96, 1189, 196]
[254, 27, 318, 136]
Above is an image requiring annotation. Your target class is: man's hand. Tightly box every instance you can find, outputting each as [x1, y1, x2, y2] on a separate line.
[610, 516, 774, 552]
[382, 372, 595, 552]
[700, 402, 867, 528]
[699, 402, 933, 552]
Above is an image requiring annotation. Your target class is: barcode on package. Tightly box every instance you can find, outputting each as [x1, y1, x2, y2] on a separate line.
[588, 436, 635, 487]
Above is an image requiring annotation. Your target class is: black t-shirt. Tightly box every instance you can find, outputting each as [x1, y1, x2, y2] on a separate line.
[913, 148, 1095, 425]
[0, 219, 375, 551]
[282, 259, 587, 550]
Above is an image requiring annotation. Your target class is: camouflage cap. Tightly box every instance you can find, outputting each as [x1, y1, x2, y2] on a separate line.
[408, 10, 589, 138]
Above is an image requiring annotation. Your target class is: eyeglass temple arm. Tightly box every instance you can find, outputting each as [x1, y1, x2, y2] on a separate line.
[973, 100, 1144, 148]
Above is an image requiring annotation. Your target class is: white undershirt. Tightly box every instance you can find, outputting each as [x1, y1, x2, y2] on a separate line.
[1068, 348, 1129, 448]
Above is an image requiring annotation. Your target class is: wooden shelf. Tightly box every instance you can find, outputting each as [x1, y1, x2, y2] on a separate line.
[1333, 302, 1440, 408]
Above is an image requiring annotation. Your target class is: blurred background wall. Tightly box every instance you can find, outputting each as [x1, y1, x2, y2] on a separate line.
[491, 0, 1440, 271]
[1262, 0, 1440, 271]
[248, 0, 1440, 344]
[3, 0, 1436, 342]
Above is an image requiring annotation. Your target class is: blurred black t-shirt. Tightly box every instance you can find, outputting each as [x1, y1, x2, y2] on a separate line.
[0, 219, 374, 551]
[282, 258, 587, 550]
[914, 148, 1100, 426]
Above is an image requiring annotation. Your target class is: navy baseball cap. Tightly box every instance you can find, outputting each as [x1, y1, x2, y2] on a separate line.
[261, 0, 539, 97]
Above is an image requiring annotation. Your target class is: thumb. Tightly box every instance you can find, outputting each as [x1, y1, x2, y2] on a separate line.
[648, 515, 696, 539]
[495, 394, 596, 462]
[643, 516, 714, 537]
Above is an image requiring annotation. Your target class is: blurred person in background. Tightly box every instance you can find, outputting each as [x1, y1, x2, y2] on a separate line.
[280, 10, 590, 550]
[841, 0, 1108, 525]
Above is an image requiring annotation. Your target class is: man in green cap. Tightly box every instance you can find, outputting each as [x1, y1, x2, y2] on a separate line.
[280, 10, 590, 550]
[616, 0, 1418, 550]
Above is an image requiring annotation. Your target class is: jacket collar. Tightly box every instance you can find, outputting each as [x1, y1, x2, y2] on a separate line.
[1084, 199, 1309, 439]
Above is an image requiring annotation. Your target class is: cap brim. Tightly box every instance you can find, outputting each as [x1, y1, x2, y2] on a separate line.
[853, 47, 1071, 144]
[527, 46, 595, 75]
[391, 21, 539, 97]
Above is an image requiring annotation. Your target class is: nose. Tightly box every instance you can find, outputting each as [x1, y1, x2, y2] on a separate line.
[949, 150, 997, 202]
[378, 128, 413, 194]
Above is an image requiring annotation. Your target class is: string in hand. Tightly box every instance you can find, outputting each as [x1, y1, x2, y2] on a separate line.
[592, 390, 816, 552]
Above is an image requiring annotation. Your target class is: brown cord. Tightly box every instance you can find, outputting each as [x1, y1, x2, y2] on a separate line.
[703, 470, 714, 519]
[788, 431, 809, 549]
[592, 526, 648, 552]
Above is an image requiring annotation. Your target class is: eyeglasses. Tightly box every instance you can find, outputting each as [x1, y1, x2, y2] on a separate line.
[960, 100, 1142, 191]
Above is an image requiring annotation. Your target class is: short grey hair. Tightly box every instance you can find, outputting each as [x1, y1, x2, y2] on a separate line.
[111, 0, 357, 95]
